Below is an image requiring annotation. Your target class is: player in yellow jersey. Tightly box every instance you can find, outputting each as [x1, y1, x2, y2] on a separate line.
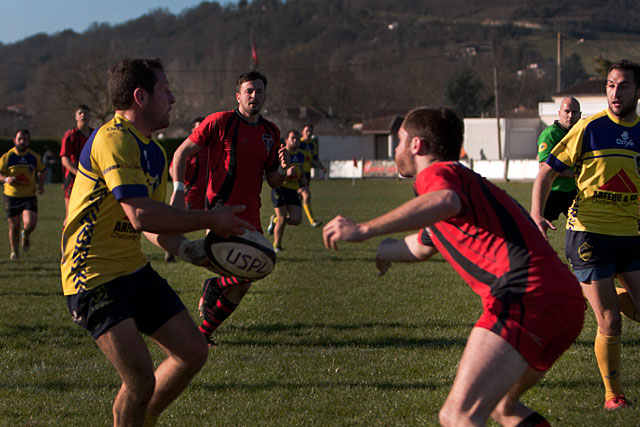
[532, 59, 640, 411]
[268, 130, 307, 252]
[60, 58, 252, 426]
[298, 123, 326, 227]
[0, 129, 45, 260]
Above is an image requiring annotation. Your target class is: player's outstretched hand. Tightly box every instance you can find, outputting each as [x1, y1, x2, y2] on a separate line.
[531, 214, 556, 240]
[209, 205, 255, 238]
[322, 215, 367, 250]
[278, 145, 291, 170]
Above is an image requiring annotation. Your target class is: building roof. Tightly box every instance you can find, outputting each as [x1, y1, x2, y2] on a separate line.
[559, 78, 606, 96]
[361, 114, 404, 134]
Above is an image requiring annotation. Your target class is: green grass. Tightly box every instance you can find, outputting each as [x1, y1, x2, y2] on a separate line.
[0, 180, 638, 426]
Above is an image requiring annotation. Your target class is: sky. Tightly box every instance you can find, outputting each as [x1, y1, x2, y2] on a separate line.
[0, 0, 236, 45]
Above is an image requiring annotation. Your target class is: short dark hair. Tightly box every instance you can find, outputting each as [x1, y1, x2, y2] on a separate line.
[235, 70, 267, 92]
[286, 129, 299, 138]
[107, 58, 164, 110]
[15, 129, 30, 138]
[192, 116, 205, 125]
[608, 59, 640, 88]
[76, 104, 90, 112]
[401, 107, 464, 161]
[302, 123, 314, 130]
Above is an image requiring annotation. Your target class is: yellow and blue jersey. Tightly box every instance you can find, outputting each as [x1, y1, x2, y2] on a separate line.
[299, 137, 318, 173]
[547, 109, 640, 236]
[0, 148, 44, 198]
[60, 114, 168, 296]
[281, 148, 306, 191]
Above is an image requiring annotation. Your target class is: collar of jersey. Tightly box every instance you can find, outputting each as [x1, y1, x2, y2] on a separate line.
[114, 113, 153, 144]
[605, 108, 640, 127]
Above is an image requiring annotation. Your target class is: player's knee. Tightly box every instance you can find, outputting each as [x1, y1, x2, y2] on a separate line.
[599, 311, 622, 334]
[183, 335, 209, 371]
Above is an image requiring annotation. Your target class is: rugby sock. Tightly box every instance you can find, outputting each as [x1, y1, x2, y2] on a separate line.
[594, 331, 623, 401]
[303, 203, 316, 224]
[516, 411, 550, 427]
[142, 414, 158, 427]
[616, 287, 639, 322]
[199, 292, 238, 336]
[217, 276, 251, 290]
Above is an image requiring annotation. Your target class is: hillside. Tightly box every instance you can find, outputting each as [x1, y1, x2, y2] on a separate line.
[1, 0, 640, 136]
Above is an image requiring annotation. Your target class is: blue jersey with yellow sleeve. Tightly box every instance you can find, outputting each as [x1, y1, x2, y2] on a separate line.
[547, 109, 640, 236]
[0, 148, 44, 197]
[281, 148, 306, 191]
[60, 114, 168, 296]
[299, 137, 318, 173]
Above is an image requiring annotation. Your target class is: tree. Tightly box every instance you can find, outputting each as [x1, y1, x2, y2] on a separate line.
[445, 68, 493, 118]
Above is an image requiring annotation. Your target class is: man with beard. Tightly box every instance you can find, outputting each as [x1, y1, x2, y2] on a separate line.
[323, 107, 584, 426]
[0, 129, 45, 260]
[532, 59, 640, 410]
[171, 70, 290, 347]
[60, 58, 252, 426]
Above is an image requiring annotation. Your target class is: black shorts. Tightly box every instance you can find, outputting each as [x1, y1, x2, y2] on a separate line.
[4, 195, 37, 218]
[565, 230, 640, 282]
[65, 263, 186, 339]
[544, 189, 576, 221]
[303, 172, 311, 187]
[271, 187, 301, 208]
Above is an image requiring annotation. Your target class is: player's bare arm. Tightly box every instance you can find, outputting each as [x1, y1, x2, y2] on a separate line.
[170, 138, 202, 208]
[375, 233, 439, 276]
[119, 197, 254, 236]
[61, 156, 78, 176]
[265, 145, 291, 189]
[531, 162, 560, 237]
[323, 190, 461, 250]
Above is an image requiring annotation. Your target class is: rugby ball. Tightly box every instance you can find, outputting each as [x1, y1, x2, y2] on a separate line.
[204, 230, 276, 280]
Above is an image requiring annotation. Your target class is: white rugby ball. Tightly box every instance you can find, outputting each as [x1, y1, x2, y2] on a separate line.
[204, 230, 276, 280]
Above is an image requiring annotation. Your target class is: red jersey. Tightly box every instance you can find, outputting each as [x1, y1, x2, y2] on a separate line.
[415, 162, 581, 305]
[190, 110, 280, 231]
[60, 127, 93, 192]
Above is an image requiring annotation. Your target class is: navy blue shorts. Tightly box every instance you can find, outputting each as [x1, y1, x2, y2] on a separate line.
[4, 195, 37, 218]
[271, 187, 301, 208]
[65, 263, 186, 339]
[565, 230, 640, 282]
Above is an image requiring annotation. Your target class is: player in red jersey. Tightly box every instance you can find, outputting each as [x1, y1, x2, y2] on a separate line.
[323, 107, 584, 426]
[60, 104, 93, 226]
[171, 71, 290, 346]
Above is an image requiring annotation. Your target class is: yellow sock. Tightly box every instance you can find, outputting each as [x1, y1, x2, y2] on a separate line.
[594, 331, 623, 400]
[303, 203, 315, 224]
[616, 287, 639, 322]
[143, 414, 158, 427]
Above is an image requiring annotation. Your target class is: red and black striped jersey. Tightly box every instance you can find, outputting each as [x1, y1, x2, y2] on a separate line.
[416, 161, 580, 305]
[190, 110, 280, 231]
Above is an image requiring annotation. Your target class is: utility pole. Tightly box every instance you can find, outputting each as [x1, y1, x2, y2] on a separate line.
[557, 31, 562, 93]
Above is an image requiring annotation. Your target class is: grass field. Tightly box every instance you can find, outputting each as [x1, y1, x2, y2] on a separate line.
[0, 179, 639, 426]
